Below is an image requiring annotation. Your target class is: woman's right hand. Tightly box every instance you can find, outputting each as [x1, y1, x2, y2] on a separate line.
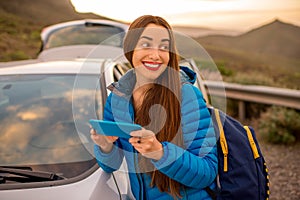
[90, 128, 118, 153]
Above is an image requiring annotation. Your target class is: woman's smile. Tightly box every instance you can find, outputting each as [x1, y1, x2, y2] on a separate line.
[143, 61, 162, 71]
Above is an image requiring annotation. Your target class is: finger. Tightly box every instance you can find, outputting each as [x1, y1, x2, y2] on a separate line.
[90, 133, 98, 142]
[130, 130, 142, 138]
[106, 136, 119, 142]
[129, 136, 141, 144]
[130, 128, 154, 138]
[135, 137, 141, 144]
[90, 128, 97, 135]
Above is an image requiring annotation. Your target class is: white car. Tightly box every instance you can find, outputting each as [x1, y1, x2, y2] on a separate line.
[0, 19, 131, 199]
[0, 58, 135, 200]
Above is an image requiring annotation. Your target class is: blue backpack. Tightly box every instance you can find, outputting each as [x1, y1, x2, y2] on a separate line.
[206, 107, 270, 200]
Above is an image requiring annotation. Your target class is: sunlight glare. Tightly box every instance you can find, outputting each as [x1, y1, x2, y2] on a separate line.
[70, 0, 300, 30]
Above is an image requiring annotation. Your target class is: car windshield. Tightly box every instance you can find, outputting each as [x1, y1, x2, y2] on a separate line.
[44, 24, 125, 49]
[0, 74, 103, 179]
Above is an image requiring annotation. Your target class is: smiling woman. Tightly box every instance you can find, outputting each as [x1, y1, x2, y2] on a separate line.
[90, 14, 218, 200]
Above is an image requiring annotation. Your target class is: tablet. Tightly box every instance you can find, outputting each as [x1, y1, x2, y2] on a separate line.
[89, 119, 142, 139]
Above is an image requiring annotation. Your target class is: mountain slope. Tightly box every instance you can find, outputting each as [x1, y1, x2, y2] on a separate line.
[197, 19, 300, 60]
[234, 20, 300, 59]
[195, 19, 300, 89]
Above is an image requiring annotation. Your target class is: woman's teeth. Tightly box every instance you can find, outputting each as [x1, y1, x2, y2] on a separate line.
[144, 62, 160, 69]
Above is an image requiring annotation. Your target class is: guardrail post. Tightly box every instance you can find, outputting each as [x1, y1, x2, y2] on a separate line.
[238, 100, 245, 121]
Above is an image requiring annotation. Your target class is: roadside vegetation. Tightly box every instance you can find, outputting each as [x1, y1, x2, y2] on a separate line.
[222, 101, 300, 144]
[259, 106, 300, 144]
[0, 10, 41, 61]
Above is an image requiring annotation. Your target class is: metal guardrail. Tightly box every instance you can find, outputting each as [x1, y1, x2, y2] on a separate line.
[113, 59, 299, 121]
[205, 81, 300, 121]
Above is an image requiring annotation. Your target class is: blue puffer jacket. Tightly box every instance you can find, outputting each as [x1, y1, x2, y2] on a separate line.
[94, 66, 218, 200]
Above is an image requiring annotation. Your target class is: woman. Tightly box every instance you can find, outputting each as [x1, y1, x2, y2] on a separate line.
[91, 15, 217, 199]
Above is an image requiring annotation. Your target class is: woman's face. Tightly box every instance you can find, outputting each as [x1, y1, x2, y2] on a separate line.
[132, 23, 170, 84]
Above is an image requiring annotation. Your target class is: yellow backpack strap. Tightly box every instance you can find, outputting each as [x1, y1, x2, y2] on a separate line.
[244, 126, 260, 159]
[214, 108, 228, 172]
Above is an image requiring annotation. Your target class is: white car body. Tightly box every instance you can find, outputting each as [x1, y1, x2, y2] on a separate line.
[0, 59, 134, 200]
[0, 19, 133, 199]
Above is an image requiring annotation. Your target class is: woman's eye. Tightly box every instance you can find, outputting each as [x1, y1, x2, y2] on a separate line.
[137, 41, 169, 51]
[159, 45, 169, 51]
[141, 42, 150, 48]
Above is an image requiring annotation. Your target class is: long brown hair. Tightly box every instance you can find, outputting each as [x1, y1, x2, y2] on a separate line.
[123, 15, 183, 198]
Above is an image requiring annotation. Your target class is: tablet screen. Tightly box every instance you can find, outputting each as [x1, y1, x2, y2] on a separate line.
[89, 120, 142, 139]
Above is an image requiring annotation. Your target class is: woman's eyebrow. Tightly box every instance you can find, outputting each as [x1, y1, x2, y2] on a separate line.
[140, 36, 170, 43]
[140, 36, 153, 41]
[161, 38, 170, 43]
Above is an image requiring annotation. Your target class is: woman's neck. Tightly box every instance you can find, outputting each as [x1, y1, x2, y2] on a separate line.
[133, 83, 151, 110]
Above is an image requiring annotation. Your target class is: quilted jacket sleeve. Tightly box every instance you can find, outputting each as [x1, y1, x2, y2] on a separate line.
[152, 84, 218, 189]
[94, 93, 125, 173]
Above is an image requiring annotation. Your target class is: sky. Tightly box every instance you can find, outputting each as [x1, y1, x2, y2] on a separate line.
[70, 0, 300, 32]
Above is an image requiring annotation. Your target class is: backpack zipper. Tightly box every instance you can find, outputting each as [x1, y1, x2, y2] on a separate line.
[214, 109, 228, 172]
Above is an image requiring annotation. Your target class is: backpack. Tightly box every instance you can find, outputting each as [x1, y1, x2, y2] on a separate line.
[205, 107, 270, 200]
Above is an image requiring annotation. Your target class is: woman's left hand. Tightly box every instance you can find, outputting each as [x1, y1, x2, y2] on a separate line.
[129, 128, 163, 160]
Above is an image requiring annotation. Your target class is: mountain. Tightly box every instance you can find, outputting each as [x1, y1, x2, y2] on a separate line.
[232, 19, 300, 59]
[195, 19, 300, 89]
[196, 19, 300, 60]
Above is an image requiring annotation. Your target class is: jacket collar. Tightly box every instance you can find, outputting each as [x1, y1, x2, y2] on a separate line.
[107, 66, 197, 97]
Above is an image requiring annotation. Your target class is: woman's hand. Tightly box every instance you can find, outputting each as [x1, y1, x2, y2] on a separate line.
[129, 128, 163, 160]
[90, 128, 118, 153]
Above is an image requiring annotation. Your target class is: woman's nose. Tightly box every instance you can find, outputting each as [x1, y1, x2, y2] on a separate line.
[148, 48, 160, 60]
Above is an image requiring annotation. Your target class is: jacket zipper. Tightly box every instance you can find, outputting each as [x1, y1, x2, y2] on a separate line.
[130, 100, 144, 200]
[133, 152, 144, 200]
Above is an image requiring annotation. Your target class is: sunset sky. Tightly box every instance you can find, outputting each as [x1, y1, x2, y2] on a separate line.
[70, 0, 300, 32]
